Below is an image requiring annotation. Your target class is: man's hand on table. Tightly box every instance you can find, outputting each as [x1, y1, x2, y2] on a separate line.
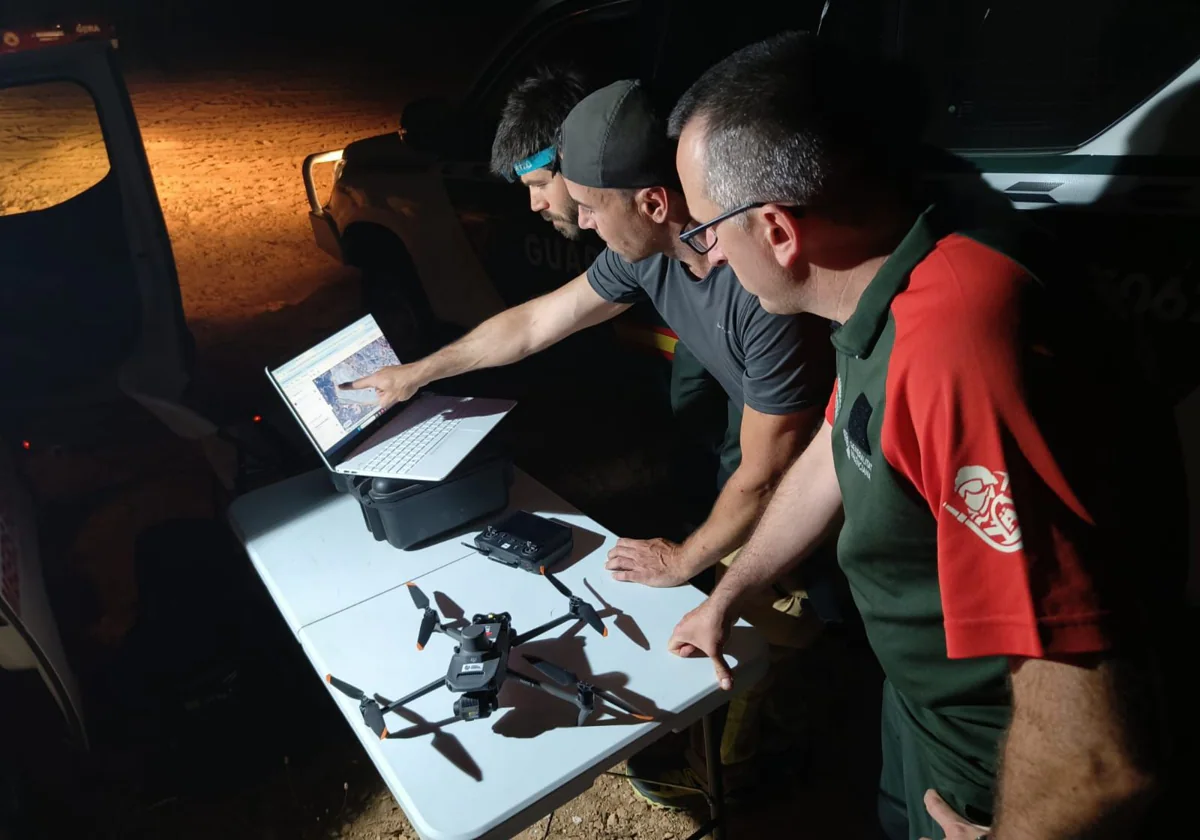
[667, 598, 735, 690]
[605, 537, 694, 587]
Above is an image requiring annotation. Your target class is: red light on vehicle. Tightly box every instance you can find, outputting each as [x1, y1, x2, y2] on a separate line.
[253, 414, 263, 423]
[21, 441, 31, 450]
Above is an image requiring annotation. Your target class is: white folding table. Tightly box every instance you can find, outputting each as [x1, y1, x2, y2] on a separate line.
[228, 467, 768, 840]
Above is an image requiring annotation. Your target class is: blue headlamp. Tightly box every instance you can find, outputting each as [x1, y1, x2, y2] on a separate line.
[507, 145, 558, 182]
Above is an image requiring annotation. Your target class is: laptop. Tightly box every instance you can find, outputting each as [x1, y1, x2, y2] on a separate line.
[266, 314, 515, 482]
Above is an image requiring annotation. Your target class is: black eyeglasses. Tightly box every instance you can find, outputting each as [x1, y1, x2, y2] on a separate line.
[680, 201, 804, 255]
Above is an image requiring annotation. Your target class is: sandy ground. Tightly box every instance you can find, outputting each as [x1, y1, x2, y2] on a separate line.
[1, 41, 880, 840]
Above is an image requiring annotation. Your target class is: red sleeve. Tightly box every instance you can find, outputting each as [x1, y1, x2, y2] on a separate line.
[881, 236, 1112, 661]
[825, 377, 838, 426]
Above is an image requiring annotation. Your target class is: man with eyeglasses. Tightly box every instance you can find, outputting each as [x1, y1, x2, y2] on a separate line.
[347, 77, 840, 804]
[666, 31, 1187, 840]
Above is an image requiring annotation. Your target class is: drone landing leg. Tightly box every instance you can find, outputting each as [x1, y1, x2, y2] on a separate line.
[377, 675, 447, 713]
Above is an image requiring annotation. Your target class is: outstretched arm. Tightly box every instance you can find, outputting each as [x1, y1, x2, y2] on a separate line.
[345, 273, 630, 408]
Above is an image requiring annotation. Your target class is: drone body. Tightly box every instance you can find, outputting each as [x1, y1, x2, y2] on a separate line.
[444, 613, 513, 721]
[325, 576, 650, 739]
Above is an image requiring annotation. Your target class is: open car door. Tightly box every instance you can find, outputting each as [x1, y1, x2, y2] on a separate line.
[0, 440, 86, 745]
[0, 24, 213, 441]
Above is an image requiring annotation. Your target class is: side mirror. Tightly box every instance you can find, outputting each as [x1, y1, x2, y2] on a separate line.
[400, 96, 454, 153]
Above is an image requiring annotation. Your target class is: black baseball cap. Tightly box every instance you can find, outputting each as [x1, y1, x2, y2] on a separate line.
[559, 79, 677, 190]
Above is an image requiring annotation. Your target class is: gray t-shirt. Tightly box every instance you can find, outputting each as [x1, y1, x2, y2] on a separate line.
[587, 248, 834, 414]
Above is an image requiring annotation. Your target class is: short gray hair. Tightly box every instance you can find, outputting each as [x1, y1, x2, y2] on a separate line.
[668, 32, 925, 223]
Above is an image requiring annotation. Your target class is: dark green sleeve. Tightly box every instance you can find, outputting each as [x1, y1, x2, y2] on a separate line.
[586, 247, 647, 304]
[741, 308, 836, 415]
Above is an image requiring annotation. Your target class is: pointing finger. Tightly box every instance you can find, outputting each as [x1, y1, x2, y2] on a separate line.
[342, 375, 376, 390]
[710, 653, 733, 690]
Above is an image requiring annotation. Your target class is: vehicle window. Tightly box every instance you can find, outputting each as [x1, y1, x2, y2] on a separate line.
[899, 0, 1200, 152]
[0, 81, 111, 215]
[464, 3, 641, 159]
[0, 77, 139, 394]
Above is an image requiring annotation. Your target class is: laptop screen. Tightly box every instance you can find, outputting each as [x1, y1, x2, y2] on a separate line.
[268, 314, 402, 455]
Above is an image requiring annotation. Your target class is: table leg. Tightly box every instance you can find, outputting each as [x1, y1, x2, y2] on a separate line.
[703, 711, 725, 840]
[681, 710, 726, 840]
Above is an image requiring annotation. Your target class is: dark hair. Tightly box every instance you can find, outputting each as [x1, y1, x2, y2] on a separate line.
[668, 31, 927, 223]
[490, 66, 589, 179]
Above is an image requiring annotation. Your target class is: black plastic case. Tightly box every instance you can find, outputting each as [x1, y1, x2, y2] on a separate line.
[329, 447, 513, 550]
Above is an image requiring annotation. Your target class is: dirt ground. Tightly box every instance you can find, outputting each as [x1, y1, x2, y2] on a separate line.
[1, 35, 881, 840]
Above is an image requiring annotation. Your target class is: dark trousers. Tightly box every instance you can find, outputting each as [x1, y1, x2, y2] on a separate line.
[878, 681, 997, 840]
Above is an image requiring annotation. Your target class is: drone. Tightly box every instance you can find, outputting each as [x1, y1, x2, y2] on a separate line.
[325, 573, 652, 739]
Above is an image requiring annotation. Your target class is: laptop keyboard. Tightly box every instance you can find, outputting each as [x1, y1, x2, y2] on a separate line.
[360, 414, 462, 475]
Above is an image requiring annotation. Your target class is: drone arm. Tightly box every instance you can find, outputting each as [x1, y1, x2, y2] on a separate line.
[512, 673, 587, 711]
[437, 623, 464, 644]
[512, 614, 575, 647]
[379, 675, 447, 713]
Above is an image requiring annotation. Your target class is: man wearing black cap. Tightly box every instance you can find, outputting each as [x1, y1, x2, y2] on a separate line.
[557, 78, 839, 804]
[489, 67, 737, 507]
[346, 79, 837, 803]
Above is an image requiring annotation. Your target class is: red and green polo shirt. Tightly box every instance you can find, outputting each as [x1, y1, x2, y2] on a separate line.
[825, 203, 1185, 807]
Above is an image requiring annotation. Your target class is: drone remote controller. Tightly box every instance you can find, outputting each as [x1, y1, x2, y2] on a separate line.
[474, 510, 573, 574]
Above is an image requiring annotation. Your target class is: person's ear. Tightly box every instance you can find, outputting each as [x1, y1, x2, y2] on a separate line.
[760, 203, 803, 268]
[637, 187, 670, 224]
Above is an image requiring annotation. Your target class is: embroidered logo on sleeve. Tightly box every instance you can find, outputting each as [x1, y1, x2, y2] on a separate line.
[943, 465, 1023, 553]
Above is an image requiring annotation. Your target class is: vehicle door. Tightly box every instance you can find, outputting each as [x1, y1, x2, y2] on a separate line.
[0, 32, 210, 441]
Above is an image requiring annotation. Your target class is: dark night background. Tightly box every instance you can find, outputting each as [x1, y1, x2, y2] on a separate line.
[6, 1, 1196, 838]
[0, 1, 885, 838]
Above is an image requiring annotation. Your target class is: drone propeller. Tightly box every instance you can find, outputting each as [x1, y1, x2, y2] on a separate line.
[407, 582, 441, 650]
[326, 673, 366, 701]
[406, 581, 430, 611]
[544, 571, 571, 599]
[417, 611, 438, 650]
[521, 656, 653, 722]
[325, 674, 389, 739]
[575, 600, 605, 637]
[543, 572, 606, 636]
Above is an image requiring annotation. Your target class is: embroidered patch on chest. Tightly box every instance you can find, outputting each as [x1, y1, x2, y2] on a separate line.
[842, 392, 873, 479]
